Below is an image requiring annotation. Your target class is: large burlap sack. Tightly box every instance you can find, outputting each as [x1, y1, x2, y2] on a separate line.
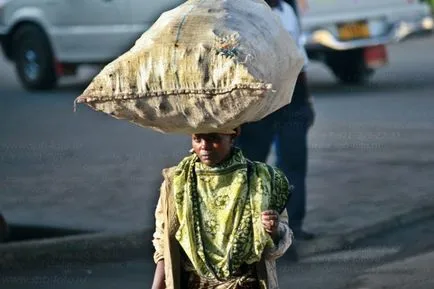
[75, 0, 304, 134]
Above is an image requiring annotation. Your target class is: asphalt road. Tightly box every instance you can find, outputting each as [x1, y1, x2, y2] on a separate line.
[1, 35, 434, 231]
[1, 217, 434, 289]
[278, 217, 434, 289]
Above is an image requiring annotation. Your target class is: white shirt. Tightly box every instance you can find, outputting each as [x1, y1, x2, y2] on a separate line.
[273, 1, 309, 68]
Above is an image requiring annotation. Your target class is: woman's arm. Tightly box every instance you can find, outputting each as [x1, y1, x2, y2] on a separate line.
[152, 184, 166, 289]
[151, 260, 166, 289]
[262, 209, 293, 260]
[152, 194, 165, 263]
[261, 210, 280, 243]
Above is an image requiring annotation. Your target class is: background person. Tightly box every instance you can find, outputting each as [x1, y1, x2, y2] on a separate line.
[237, 0, 316, 241]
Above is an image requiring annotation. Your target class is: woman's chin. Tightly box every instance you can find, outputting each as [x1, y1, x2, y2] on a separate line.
[200, 157, 217, 167]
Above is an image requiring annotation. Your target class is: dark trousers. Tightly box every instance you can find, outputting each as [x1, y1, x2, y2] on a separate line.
[237, 75, 313, 233]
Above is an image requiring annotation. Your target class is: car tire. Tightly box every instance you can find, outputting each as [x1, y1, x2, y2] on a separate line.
[326, 48, 375, 85]
[12, 25, 58, 90]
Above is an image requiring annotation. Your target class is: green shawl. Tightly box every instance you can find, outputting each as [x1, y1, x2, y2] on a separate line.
[172, 148, 289, 280]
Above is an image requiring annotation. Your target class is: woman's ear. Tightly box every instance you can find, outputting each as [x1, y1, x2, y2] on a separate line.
[233, 127, 241, 138]
[230, 127, 241, 144]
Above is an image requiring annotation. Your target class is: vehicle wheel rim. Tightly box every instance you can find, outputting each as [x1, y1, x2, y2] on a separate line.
[23, 49, 40, 81]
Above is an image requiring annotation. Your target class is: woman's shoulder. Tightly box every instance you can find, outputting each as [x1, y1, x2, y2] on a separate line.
[249, 161, 287, 180]
[250, 161, 291, 192]
[249, 161, 291, 213]
[249, 160, 290, 187]
[161, 153, 196, 180]
[162, 166, 177, 181]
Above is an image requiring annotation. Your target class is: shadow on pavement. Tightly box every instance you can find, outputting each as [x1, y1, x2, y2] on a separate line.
[5, 224, 93, 243]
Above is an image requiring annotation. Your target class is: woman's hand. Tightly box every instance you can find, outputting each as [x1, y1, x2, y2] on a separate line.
[151, 260, 165, 289]
[261, 210, 279, 239]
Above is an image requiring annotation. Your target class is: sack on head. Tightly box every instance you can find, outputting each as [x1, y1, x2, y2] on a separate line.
[75, 0, 304, 134]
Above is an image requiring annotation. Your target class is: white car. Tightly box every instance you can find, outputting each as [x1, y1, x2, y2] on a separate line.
[300, 0, 433, 84]
[0, 0, 183, 90]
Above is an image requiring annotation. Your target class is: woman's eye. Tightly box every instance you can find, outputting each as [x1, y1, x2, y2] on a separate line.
[209, 134, 220, 142]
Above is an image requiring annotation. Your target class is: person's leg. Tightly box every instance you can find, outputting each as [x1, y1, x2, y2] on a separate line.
[236, 114, 276, 162]
[275, 105, 308, 236]
[275, 71, 315, 240]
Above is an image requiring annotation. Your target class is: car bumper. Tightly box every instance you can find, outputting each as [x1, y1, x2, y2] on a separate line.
[303, 15, 434, 51]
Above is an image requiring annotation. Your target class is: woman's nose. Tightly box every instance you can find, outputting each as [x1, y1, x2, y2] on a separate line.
[200, 139, 211, 150]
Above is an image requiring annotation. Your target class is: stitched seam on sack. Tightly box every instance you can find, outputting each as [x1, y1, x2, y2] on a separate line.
[77, 83, 273, 103]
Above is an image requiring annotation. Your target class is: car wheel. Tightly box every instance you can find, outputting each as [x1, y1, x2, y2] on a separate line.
[12, 25, 57, 90]
[326, 48, 375, 85]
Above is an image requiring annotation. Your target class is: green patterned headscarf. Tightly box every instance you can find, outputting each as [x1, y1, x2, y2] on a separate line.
[173, 148, 289, 280]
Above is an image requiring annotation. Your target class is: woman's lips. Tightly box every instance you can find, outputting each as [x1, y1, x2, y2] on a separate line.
[200, 152, 212, 159]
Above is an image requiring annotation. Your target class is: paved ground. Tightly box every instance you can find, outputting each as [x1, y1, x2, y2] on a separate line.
[344, 252, 434, 289]
[280, 216, 434, 289]
[0, 35, 433, 239]
[2, 216, 434, 289]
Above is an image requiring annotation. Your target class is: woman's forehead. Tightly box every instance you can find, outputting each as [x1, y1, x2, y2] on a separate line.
[192, 133, 221, 139]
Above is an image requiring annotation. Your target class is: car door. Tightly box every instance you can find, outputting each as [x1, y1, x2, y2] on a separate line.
[46, 0, 134, 63]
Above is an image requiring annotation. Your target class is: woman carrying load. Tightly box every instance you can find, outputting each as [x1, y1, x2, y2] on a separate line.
[74, 1, 303, 287]
[151, 128, 293, 289]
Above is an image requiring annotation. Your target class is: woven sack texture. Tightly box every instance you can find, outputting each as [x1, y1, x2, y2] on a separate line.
[75, 0, 304, 134]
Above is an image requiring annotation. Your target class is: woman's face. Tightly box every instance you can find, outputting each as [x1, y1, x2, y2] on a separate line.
[192, 133, 234, 167]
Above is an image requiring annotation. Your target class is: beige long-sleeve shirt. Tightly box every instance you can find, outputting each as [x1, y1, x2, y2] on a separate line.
[152, 167, 293, 289]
